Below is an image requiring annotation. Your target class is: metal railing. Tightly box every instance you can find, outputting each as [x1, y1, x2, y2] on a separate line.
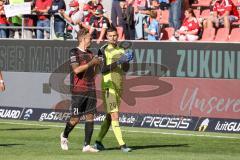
[0, 13, 76, 40]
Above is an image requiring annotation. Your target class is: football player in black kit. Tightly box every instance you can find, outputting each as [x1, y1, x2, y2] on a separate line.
[60, 28, 101, 152]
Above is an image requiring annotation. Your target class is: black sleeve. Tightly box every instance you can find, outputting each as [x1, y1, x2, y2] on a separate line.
[122, 62, 130, 72]
[98, 45, 119, 74]
[69, 48, 80, 65]
[48, 2, 56, 14]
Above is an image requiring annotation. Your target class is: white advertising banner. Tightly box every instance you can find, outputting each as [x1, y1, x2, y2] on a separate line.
[3, 2, 31, 18]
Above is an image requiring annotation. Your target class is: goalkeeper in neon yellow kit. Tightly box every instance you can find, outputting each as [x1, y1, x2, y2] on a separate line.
[94, 27, 133, 152]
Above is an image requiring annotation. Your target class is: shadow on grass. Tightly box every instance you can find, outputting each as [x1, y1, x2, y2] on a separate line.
[0, 144, 24, 147]
[105, 144, 189, 151]
[0, 128, 50, 131]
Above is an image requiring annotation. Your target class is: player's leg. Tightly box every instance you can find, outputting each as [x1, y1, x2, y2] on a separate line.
[82, 91, 99, 152]
[84, 113, 94, 147]
[63, 116, 80, 138]
[60, 94, 83, 150]
[61, 116, 80, 150]
[107, 88, 131, 152]
[110, 111, 131, 152]
[96, 113, 111, 141]
[82, 113, 99, 152]
[94, 89, 112, 150]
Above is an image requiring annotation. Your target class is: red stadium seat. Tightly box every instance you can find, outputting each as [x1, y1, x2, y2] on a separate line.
[161, 27, 174, 40]
[201, 28, 216, 41]
[214, 28, 229, 41]
[159, 10, 169, 24]
[228, 28, 240, 42]
[192, 0, 212, 7]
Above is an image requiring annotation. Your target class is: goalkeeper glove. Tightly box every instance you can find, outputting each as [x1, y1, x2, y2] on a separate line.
[117, 50, 134, 65]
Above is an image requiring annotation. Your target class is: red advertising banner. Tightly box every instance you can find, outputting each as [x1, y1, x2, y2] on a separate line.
[106, 77, 240, 119]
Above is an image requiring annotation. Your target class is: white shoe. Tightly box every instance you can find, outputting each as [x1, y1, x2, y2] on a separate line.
[82, 145, 99, 152]
[60, 132, 68, 150]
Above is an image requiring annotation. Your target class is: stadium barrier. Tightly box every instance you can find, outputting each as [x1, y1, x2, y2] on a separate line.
[0, 40, 240, 133]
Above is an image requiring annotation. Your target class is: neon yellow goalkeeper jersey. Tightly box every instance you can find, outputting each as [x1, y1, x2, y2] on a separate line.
[100, 44, 125, 91]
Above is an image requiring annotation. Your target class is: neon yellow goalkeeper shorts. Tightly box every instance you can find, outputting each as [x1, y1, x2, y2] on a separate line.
[101, 79, 123, 113]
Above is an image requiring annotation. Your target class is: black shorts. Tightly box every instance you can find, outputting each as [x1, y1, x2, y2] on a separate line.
[71, 91, 97, 116]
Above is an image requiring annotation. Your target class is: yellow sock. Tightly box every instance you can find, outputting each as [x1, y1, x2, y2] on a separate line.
[111, 120, 125, 146]
[96, 118, 111, 142]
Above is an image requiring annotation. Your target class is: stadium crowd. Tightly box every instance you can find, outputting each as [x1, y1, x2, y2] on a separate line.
[0, 0, 239, 41]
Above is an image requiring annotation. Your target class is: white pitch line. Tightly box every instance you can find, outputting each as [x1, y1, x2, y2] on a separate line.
[0, 121, 239, 140]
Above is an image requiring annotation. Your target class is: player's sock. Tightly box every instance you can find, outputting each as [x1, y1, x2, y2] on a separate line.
[63, 122, 75, 138]
[111, 120, 125, 146]
[84, 121, 94, 146]
[96, 118, 111, 142]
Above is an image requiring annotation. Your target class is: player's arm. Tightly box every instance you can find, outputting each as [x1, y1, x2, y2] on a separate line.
[99, 49, 133, 74]
[121, 62, 130, 72]
[59, 10, 74, 24]
[71, 57, 100, 74]
[93, 64, 101, 76]
[98, 47, 118, 74]
[70, 48, 100, 74]
[101, 61, 119, 74]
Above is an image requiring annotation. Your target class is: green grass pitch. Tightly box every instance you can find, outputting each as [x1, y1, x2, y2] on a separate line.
[0, 119, 239, 160]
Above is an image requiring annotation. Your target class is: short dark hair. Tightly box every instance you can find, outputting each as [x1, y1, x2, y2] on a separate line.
[150, 10, 157, 19]
[107, 26, 117, 33]
[186, 8, 196, 18]
[77, 28, 89, 41]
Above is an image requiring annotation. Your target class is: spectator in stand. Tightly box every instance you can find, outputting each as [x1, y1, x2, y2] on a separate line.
[101, 0, 124, 27]
[112, 0, 125, 27]
[23, 0, 36, 39]
[134, 0, 150, 40]
[169, 0, 183, 31]
[8, 0, 23, 39]
[203, 0, 239, 32]
[79, 4, 93, 30]
[0, 0, 8, 38]
[87, 0, 104, 14]
[159, 0, 169, 10]
[59, 0, 83, 38]
[144, 10, 160, 40]
[60, 0, 81, 24]
[101, 0, 114, 19]
[171, 8, 200, 41]
[122, 0, 135, 40]
[151, 0, 160, 9]
[33, 0, 52, 39]
[48, 0, 66, 38]
[89, 7, 110, 43]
